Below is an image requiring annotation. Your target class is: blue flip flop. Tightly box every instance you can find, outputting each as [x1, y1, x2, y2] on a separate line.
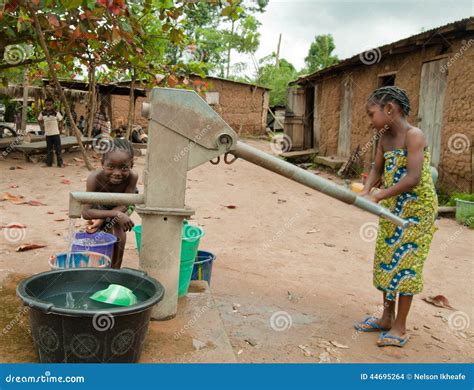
[354, 316, 391, 332]
[377, 331, 410, 347]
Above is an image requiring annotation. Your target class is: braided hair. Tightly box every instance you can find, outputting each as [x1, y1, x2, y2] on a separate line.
[368, 86, 411, 116]
[101, 138, 134, 163]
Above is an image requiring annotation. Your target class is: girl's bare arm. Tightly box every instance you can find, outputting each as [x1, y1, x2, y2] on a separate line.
[361, 138, 384, 196]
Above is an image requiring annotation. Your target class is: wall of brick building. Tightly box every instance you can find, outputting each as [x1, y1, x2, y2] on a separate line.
[109, 79, 269, 137]
[204, 79, 268, 136]
[110, 95, 148, 130]
[310, 36, 473, 192]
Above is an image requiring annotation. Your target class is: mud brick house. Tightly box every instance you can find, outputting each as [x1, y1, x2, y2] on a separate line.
[114, 76, 270, 136]
[285, 18, 474, 192]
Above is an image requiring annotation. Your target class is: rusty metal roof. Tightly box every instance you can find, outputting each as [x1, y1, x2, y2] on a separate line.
[42, 79, 148, 97]
[290, 17, 474, 86]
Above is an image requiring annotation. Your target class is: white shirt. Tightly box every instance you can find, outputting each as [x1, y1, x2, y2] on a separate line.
[38, 111, 63, 136]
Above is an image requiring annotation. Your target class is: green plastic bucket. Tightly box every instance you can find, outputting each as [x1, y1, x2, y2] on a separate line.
[455, 199, 474, 228]
[133, 222, 204, 297]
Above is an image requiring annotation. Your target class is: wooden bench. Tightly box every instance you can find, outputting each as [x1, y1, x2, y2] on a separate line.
[13, 136, 94, 162]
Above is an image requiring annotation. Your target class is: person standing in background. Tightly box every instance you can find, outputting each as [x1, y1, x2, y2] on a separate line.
[38, 97, 64, 167]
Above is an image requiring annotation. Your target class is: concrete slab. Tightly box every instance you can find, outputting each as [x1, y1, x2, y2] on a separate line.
[141, 281, 236, 363]
[314, 155, 347, 170]
[280, 148, 318, 158]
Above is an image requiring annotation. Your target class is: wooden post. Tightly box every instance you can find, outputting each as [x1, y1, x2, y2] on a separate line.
[86, 61, 96, 138]
[20, 69, 28, 135]
[125, 69, 136, 140]
[275, 33, 282, 68]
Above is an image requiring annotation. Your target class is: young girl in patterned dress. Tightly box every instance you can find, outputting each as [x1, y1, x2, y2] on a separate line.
[354, 86, 438, 347]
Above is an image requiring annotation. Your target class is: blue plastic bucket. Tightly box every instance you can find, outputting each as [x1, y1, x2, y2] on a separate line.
[191, 250, 216, 285]
[49, 251, 111, 270]
[71, 232, 117, 259]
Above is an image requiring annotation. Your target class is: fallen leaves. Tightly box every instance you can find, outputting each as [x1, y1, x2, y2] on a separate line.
[16, 243, 47, 252]
[330, 341, 349, 349]
[422, 295, 454, 310]
[225, 205, 237, 209]
[0, 223, 26, 229]
[60, 179, 71, 184]
[26, 200, 46, 206]
[244, 338, 258, 347]
[2, 192, 23, 202]
[298, 344, 313, 357]
[1, 192, 46, 206]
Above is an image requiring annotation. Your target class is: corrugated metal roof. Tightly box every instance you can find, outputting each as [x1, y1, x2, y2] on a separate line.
[290, 17, 474, 86]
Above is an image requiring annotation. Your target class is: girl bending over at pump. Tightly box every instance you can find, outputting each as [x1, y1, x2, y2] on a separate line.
[82, 139, 138, 269]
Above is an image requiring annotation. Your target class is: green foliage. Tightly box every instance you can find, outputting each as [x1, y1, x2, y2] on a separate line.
[447, 192, 474, 206]
[0, 0, 205, 87]
[257, 55, 297, 106]
[176, 0, 267, 77]
[304, 34, 339, 74]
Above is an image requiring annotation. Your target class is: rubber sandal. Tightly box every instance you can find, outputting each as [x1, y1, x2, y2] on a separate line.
[354, 316, 391, 332]
[377, 331, 410, 347]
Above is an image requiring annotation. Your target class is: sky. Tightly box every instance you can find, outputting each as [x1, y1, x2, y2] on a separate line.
[232, 0, 473, 77]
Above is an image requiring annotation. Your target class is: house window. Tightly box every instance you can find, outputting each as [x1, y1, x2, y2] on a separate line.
[378, 73, 396, 87]
[205, 92, 220, 105]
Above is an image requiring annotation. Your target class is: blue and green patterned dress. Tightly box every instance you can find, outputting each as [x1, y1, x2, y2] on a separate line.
[373, 148, 438, 300]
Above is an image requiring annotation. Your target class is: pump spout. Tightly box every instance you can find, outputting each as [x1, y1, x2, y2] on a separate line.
[69, 192, 145, 218]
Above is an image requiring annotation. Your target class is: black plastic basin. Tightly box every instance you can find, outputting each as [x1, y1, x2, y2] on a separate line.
[17, 268, 164, 363]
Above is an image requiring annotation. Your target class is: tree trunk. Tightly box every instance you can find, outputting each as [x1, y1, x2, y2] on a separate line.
[86, 61, 96, 138]
[125, 69, 136, 140]
[30, 8, 93, 171]
[226, 20, 234, 78]
[21, 68, 28, 135]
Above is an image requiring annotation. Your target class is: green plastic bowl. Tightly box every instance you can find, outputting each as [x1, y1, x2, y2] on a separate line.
[133, 222, 204, 297]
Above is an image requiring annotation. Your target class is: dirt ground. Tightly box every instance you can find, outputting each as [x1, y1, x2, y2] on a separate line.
[0, 139, 472, 363]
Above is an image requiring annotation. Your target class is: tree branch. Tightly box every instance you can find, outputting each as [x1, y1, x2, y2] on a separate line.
[29, 6, 94, 171]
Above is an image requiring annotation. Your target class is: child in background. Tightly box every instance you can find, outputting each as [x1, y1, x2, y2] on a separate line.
[354, 86, 438, 347]
[38, 97, 64, 167]
[82, 139, 138, 269]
